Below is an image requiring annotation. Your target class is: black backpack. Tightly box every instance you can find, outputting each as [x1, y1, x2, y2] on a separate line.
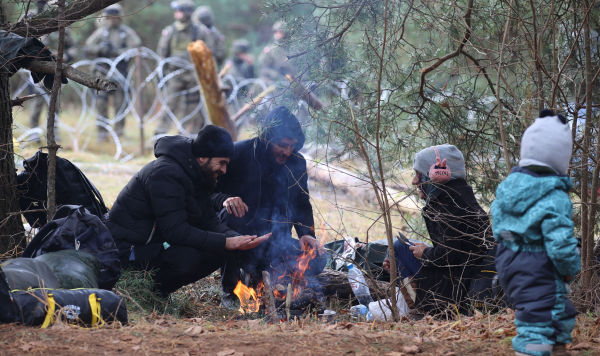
[17, 151, 108, 227]
[22, 205, 121, 290]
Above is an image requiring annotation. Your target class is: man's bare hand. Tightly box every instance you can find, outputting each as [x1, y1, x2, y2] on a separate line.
[300, 235, 325, 255]
[223, 197, 248, 218]
[409, 242, 429, 259]
[225, 233, 271, 251]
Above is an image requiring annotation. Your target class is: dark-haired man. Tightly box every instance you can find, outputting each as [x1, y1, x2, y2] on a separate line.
[107, 125, 269, 296]
[214, 106, 325, 307]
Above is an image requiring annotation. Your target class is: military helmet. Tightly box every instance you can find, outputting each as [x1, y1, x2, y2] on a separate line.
[193, 6, 214, 27]
[103, 4, 123, 16]
[232, 39, 250, 55]
[171, 0, 195, 13]
[272, 20, 286, 33]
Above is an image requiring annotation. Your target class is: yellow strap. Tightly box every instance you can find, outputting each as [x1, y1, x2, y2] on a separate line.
[41, 294, 55, 328]
[88, 293, 104, 327]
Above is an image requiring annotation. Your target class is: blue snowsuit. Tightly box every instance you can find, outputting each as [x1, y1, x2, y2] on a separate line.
[491, 167, 581, 356]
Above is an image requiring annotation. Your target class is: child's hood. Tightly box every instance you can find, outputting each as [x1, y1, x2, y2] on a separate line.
[493, 167, 572, 215]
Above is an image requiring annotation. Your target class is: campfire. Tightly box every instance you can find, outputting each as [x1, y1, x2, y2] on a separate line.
[233, 245, 325, 318]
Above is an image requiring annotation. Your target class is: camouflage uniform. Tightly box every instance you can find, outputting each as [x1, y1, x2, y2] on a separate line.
[192, 6, 226, 66]
[258, 21, 295, 84]
[156, 0, 210, 136]
[84, 4, 141, 140]
[225, 39, 255, 81]
[224, 39, 254, 98]
[25, 1, 78, 143]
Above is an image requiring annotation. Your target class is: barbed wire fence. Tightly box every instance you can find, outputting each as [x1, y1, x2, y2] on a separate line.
[11, 47, 274, 161]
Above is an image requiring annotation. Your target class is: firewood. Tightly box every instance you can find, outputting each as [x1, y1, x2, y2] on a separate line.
[261, 271, 278, 323]
[285, 283, 292, 320]
[187, 41, 236, 138]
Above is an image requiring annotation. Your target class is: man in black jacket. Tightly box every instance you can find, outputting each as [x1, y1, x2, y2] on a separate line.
[107, 125, 269, 296]
[214, 106, 326, 305]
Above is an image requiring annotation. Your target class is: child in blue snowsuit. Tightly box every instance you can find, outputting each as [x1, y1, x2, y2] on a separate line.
[491, 110, 581, 356]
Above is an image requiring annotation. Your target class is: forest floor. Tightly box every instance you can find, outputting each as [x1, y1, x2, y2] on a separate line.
[6, 111, 600, 355]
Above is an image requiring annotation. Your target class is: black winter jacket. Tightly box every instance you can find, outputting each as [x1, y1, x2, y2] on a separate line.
[214, 137, 314, 239]
[415, 178, 492, 314]
[107, 136, 237, 261]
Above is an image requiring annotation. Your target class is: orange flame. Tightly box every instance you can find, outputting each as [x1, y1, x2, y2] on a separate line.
[233, 280, 260, 314]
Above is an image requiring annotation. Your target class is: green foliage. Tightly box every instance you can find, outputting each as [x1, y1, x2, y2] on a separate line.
[114, 269, 193, 319]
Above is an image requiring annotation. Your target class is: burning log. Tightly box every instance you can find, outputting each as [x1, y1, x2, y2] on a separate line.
[187, 40, 236, 138]
[261, 271, 278, 323]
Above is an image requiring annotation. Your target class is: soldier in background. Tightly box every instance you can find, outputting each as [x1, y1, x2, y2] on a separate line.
[225, 39, 254, 82]
[156, 0, 210, 136]
[258, 21, 295, 85]
[192, 6, 226, 66]
[85, 4, 141, 141]
[26, 0, 78, 143]
[224, 39, 254, 99]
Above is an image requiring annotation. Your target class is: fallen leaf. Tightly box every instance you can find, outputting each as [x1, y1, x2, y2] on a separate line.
[246, 319, 261, 329]
[217, 349, 244, 356]
[184, 326, 205, 335]
[132, 345, 141, 351]
[20, 343, 33, 352]
[401, 345, 420, 354]
[386, 352, 404, 356]
[412, 336, 423, 345]
[569, 342, 593, 350]
[120, 335, 142, 344]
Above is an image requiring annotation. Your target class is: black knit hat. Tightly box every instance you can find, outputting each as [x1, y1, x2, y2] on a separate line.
[261, 106, 305, 150]
[192, 125, 234, 158]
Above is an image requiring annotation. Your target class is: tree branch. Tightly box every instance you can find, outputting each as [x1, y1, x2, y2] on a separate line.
[5, 0, 121, 37]
[26, 60, 118, 91]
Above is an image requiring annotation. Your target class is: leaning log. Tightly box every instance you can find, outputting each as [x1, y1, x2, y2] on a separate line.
[285, 74, 324, 111]
[187, 41, 236, 138]
[315, 268, 392, 301]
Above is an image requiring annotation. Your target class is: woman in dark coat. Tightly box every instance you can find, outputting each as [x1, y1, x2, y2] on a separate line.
[387, 144, 492, 316]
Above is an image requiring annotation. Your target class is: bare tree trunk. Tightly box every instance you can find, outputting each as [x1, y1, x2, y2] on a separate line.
[0, 4, 25, 255]
[581, 0, 595, 293]
[45, 0, 66, 220]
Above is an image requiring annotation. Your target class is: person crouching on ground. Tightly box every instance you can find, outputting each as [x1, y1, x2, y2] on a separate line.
[107, 125, 270, 297]
[384, 144, 492, 316]
[492, 109, 580, 356]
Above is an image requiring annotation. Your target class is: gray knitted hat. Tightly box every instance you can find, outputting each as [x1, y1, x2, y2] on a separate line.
[519, 110, 572, 175]
[413, 144, 466, 179]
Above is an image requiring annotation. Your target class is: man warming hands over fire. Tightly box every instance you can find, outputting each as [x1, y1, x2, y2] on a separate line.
[214, 106, 326, 309]
[107, 126, 270, 297]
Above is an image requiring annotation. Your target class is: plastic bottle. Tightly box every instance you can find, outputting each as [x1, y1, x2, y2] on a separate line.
[349, 304, 374, 321]
[347, 264, 374, 306]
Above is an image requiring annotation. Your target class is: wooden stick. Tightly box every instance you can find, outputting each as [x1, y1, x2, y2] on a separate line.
[218, 62, 232, 78]
[285, 283, 292, 321]
[231, 85, 275, 122]
[10, 93, 44, 107]
[261, 271, 278, 323]
[285, 74, 324, 111]
[187, 41, 236, 138]
[26, 60, 118, 92]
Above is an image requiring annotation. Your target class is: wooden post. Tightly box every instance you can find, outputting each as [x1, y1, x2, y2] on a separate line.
[261, 271, 278, 323]
[187, 41, 236, 138]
